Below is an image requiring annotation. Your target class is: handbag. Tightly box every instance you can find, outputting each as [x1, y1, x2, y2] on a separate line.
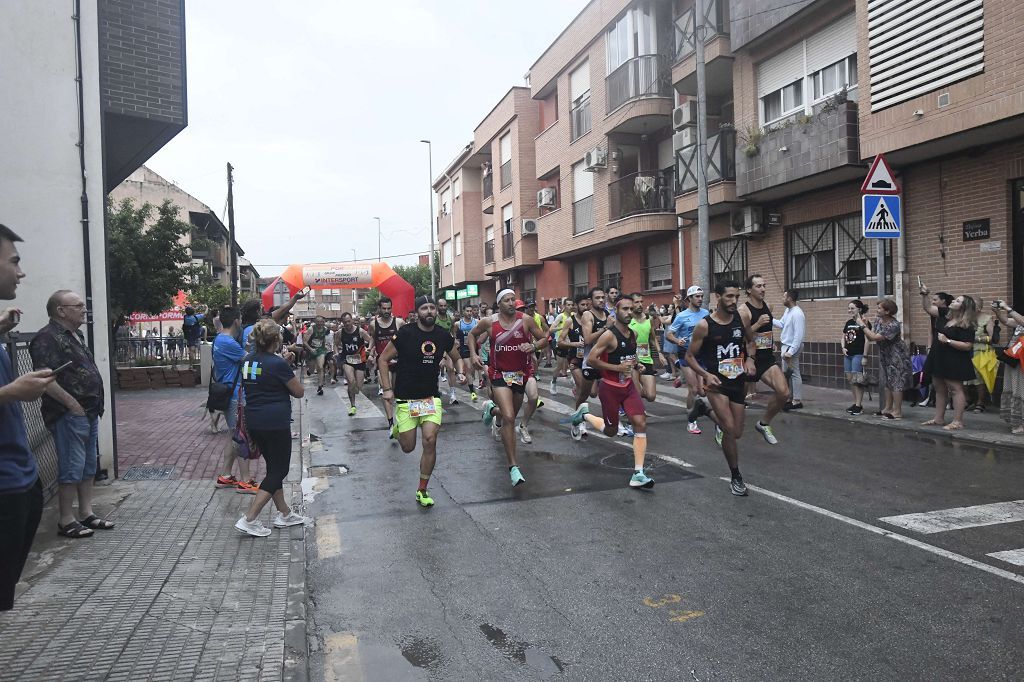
[207, 361, 241, 413]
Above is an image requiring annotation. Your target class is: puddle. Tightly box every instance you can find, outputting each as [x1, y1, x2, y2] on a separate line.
[399, 635, 446, 671]
[480, 623, 564, 676]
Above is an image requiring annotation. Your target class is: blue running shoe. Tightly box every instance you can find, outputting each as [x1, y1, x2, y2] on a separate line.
[629, 470, 655, 489]
[510, 466, 526, 487]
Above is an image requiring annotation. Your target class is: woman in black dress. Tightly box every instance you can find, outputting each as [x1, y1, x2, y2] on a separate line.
[923, 295, 978, 431]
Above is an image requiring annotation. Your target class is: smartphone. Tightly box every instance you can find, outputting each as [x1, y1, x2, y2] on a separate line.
[993, 299, 1005, 309]
[917, 275, 924, 290]
[51, 360, 74, 375]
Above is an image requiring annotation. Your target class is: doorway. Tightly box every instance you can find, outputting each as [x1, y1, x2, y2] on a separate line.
[1013, 179, 1024, 307]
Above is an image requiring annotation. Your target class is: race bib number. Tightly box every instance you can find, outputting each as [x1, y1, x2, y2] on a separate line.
[636, 344, 650, 359]
[409, 399, 437, 418]
[755, 331, 774, 350]
[718, 357, 745, 380]
[576, 347, 584, 358]
[345, 354, 361, 365]
[502, 371, 525, 386]
[311, 338, 323, 348]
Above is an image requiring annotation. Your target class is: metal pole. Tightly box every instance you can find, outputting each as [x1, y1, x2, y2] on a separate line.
[374, 217, 381, 262]
[877, 238, 886, 412]
[227, 162, 238, 307]
[420, 140, 437, 298]
[694, 0, 710, 296]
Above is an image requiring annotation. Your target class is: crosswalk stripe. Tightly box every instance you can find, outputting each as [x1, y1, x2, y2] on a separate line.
[879, 500, 1024, 534]
[331, 386, 385, 419]
[987, 549, 1024, 567]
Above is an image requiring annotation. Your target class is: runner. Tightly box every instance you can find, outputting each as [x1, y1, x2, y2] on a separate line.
[377, 296, 466, 508]
[558, 294, 589, 401]
[323, 322, 338, 385]
[514, 299, 545, 444]
[435, 299, 458, 405]
[371, 297, 403, 441]
[627, 292, 664, 402]
[336, 312, 372, 416]
[666, 285, 713, 435]
[685, 280, 757, 496]
[549, 299, 573, 395]
[454, 305, 479, 402]
[567, 288, 609, 441]
[738, 274, 788, 444]
[574, 294, 654, 489]
[469, 289, 548, 486]
[302, 316, 330, 396]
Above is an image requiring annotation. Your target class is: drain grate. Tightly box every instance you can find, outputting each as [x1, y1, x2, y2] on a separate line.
[308, 465, 349, 477]
[121, 465, 176, 481]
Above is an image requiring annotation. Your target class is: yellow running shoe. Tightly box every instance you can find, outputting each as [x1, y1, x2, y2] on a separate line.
[347, 406, 357, 416]
[415, 489, 434, 508]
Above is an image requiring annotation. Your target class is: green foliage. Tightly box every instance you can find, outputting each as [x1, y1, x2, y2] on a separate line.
[107, 198, 196, 328]
[358, 256, 440, 317]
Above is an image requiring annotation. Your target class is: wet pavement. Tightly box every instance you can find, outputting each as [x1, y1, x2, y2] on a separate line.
[302, 376, 1024, 681]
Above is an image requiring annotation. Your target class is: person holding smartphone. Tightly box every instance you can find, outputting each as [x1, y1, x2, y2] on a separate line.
[993, 300, 1024, 434]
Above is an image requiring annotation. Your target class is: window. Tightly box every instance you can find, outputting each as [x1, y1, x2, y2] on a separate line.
[599, 254, 621, 292]
[572, 160, 595, 235]
[571, 261, 589, 298]
[786, 214, 892, 299]
[606, 3, 658, 74]
[453, 175, 461, 199]
[644, 242, 673, 291]
[440, 187, 451, 216]
[499, 133, 512, 189]
[501, 204, 514, 259]
[442, 239, 452, 268]
[812, 55, 857, 101]
[485, 226, 495, 264]
[761, 79, 803, 124]
[711, 238, 747, 290]
[522, 271, 537, 304]
[569, 60, 591, 141]
[454, 233, 462, 256]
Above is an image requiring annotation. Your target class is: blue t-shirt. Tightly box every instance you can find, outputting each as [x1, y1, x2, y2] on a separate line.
[0, 345, 37, 492]
[669, 308, 710, 349]
[183, 313, 205, 343]
[240, 352, 294, 430]
[212, 333, 245, 400]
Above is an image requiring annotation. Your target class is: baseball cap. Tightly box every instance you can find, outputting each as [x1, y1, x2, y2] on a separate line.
[686, 285, 704, 297]
[515, 299, 526, 310]
[525, 299, 536, 307]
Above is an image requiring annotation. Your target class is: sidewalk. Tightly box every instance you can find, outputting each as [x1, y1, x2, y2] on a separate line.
[0, 388, 308, 682]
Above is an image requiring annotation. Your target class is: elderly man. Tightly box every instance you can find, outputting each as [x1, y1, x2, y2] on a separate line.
[0, 225, 56, 610]
[29, 289, 111, 539]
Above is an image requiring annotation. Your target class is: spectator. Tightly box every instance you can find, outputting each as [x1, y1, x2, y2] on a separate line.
[210, 306, 260, 491]
[775, 288, 806, 410]
[167, 326, 180, 360]
[234, 319, 307, 537]
[994, 301, 1024, 434]
[181, 305, 206, 362]
[922, 295, 978, 430]
[966, 304, 995, 412]
[0, 224, 56, 610]
[860, 299, 911, 420]
[29, 289, 112, 538]
[917, 286, 954, 407]
[842, 299, 869, 415]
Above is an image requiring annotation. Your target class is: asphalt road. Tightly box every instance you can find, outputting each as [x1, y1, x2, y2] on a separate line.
[301, 374, 1024, 681]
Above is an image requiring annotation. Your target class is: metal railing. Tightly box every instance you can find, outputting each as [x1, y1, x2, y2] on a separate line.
[113, 334, 203, 367]
[606, 54, 670, 113]
[483, 173, 493, 200]
[674, 128, 737, 195]
[570, 97, 592, 141]
[484, 239, 495, 264]
[501, 232, 515, 260]
[572, 195, 595, 235]
[598, 274, 621, 293]
[5, 335, 60, 500]
[500, 160, 512, 189]
[609, 169, 675, 221]
[674, 0, 728, 62]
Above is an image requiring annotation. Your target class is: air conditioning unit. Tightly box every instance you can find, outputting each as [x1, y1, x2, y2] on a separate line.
[673, 128, 697, 150]
[731, 206, 765, 236]
[584, 147, 607, 171]
[673, 102, 698, 130]
[537, 187, 556, 208]
[522, 219, 539, 236]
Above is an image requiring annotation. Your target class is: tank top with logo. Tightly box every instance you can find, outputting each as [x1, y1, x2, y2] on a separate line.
[700, 313, 747, 385]
[600, 324, 638, 386]
[744, 301, 774, 358]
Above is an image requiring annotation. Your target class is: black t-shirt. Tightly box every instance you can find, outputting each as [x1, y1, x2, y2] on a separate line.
[843, 318, 866, 356]
[393, 323, 455, 400]
[931, 308, 948, 341]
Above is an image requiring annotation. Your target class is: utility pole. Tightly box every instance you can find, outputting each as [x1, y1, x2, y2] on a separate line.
[374, 217, 382, 262]
[227, 162, 238, 307]
[420, 140, 437, 298]
[694, 0, 710, 296]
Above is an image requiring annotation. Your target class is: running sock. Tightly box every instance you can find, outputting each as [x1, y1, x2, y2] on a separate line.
[730, 467, 741, 478]
[583, 414, 604, 430]
[418, 477, 429, 491]
[757, 421, 768, 428]
[633, 432, 647, 470]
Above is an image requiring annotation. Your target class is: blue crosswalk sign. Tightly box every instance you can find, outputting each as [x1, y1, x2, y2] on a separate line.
[863, 194, 901, 238]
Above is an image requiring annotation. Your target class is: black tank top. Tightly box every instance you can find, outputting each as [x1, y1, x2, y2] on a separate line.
[744, 301, 774, 356]
[700, 313, 747, 385]
[373, 316, 397, 352]
[600, 325, 637, 385]
[339, 328, 365, 362]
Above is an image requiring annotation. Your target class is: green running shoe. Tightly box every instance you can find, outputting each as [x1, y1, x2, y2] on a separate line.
[569, 403, 590, 426]
[629, 470, 654, 489]
[415, 489, 434, 507]
[482, 400, 495, 426]
[347, 406, 357, 416]
[510, 466, 526, 487]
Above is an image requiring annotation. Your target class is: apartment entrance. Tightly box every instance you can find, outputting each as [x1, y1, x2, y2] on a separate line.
[1013, 179, 1024, 307]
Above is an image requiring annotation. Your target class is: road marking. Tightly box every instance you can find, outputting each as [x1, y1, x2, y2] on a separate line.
[988, 548, 1024, 567]
[668, 609, 705, 623]
[316, 514, 341, 559]
[879, 500, 1024, 534]
[333, 387, 385, 419]
[720, 478, 1024, 587]
[643, 594, 681, 608]
[324, 632, 363, 682]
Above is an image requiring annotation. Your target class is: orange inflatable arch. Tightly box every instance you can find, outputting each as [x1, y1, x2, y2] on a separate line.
[261, 262, 415, 318]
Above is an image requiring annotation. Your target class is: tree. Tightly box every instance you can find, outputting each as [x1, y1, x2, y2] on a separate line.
[357, 256, 439, 317]
[107, 198, 196, 330]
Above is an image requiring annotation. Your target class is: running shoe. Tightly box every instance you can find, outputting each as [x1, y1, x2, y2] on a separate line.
[569, 403, 590, 426]
[449, 389, 459, 406]
[388, 423, 398, 442]
[235, 516, 272, 537]
[730, 476, 748, 496]
[549, 379, 557, 395]
[618, 423, 634, 437]
[491, 418, 502, 442]
[629, 469, 655, 489]
[537, 398, 544, 408]
[755, 421, 778, 445]
[330, 378, 337, 385]
[440, 374, 447, 383]
[347, 406, 357, 416]
[377, 387, 384, 396]
[273, 511, 310, 527]
[845, 404, 857, 414]
[415, 490, 435, 508]
[517, 424, 532, 444]
[715, 425, 724, 447]
[317, 386, 324, 396]
[687, 421, 701, 435]
[482, 400, 495, 426]
[509, 466, 526, 487]
[215, 475, 238, 489]
[236, 480, 259, 494]
[470, 391, 478, 402]
[570, 424, 582, 441]
[849, 405, 863, 415]
[659, 372, 672, 380]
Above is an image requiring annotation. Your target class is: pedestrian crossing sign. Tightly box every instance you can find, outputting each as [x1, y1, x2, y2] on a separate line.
[863, 194, 901, 239]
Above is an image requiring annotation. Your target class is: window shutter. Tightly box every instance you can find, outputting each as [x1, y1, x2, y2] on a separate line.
[573, 161, 594, 200]
[806, 13, 856, 72]
[757, 41, 805, 98]
[569, 60, 590, 101]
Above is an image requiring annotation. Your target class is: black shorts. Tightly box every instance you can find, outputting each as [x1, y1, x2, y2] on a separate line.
[753, 352, 778, 382]
[489, 375, 526, 394]
[459, 346, 471, 360]
[555, 347, 568, 359]
[325, 352, 335, 363]
[713, 380, 747, 405]
[581, 366, 600, 382]
[638, 363, 658, 377]
[343, 362, 366, 373]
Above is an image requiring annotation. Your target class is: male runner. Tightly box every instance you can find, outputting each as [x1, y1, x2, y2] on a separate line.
[516, 299, 545, 442]
[336, 312, 372, 415]
[549, 299, 574, 395]
[324, 321, 338, 385]
[567, 287, 609, 440]
[627, 292, 664, 402]
[371, 297, 403, 440]
[302, 316, 330, 395]
[685, 280, 757, 496]
[469, 289, 548, 486]
[558, 294, 589, 401]
[666, 285, 712, 435]
[574, 294, 654, 489]
[738, 274, 788, 445]
[378, 296, 465, 508]
[434, 299, 459, 404]
[454, 305, 479, 402]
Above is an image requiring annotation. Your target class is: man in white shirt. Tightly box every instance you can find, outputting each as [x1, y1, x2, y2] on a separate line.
[774, 289, 805, 410]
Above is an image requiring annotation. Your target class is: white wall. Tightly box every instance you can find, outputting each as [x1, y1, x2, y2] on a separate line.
[0, 2, 114, 467]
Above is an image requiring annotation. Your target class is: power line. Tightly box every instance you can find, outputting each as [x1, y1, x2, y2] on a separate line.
[250, 247, 431, 269]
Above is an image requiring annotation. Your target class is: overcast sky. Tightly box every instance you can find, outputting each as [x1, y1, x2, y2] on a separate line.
[146, 0, 587, 278]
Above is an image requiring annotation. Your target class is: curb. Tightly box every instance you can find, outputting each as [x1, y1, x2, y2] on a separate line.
[283, 396, 310, 682]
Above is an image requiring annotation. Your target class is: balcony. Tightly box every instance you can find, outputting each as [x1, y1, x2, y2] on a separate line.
[570, 97, 592, 142]
[674, 0, 728, 63]
[483, 173, 493, 199]
[674, 128, 737, 216]
[500, 160, 512, 190]
[485, 239, 495, 264]
[609, 170, 675, 221]
[573, 195, 595, 235]
[736, 99, 861, 200]
[501, 232, 515, 260]
[672, 0, 733, 97]
[606, 54, 671, 114]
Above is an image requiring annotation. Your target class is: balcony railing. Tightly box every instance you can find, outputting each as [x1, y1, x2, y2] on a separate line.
[572, 195, 595, 235]
[570, 96, 591, 141]
[606, 54, 670, 113]
[483, 173, 493, 200]
[675, 128, 737, 195]
[674, 0, 729, 63]
[609, 170, 676, 221]
[484, 239, 495, 264]
[501, 232, 515, 259]
[500, 160, 512, 189]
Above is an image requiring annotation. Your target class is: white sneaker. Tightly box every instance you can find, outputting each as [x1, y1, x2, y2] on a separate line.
[377, 387, 383, 396]
[659, 372, 673, 380]
[234, 516, 271, 537]
[517, 424, 532, 444]
[549, 379, 557, 395]
[449, 389, 458, 405]
[274, 511, 310, 528]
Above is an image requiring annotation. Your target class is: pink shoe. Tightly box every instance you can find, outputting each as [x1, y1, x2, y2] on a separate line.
[687, 421, 702, 435]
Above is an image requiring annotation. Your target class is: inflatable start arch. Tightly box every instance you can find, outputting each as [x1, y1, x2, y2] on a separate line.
[261, 262, 414, 318]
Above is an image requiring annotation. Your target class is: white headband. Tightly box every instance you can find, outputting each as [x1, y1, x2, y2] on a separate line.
[497, 288, 515, 304]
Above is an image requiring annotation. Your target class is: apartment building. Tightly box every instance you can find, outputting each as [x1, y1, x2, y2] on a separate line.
[434, 143, 493, 306]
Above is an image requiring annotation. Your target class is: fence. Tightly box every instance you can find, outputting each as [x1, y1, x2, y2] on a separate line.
[5, 335, 60, 500]
[114, 334, 203, 367]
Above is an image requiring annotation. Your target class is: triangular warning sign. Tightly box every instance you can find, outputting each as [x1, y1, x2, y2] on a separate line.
[866, 196, 899, 233]
[861, 154, 900, 194]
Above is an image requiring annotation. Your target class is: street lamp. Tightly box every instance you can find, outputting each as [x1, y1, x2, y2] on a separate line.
[350, 248, 356, 262]
[419, 139, 437, 299]
[373, 217, 382, 262]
